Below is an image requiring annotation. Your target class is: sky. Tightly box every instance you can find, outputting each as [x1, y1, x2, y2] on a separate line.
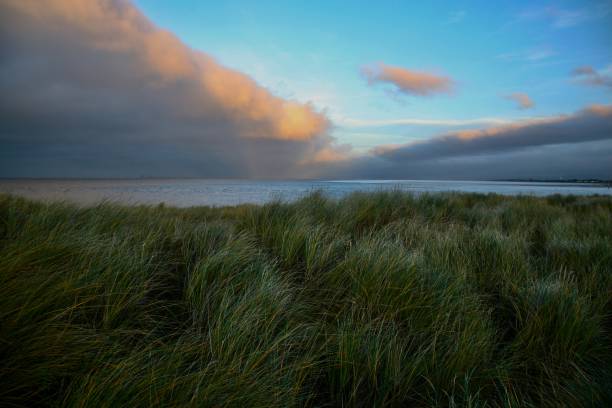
[1, 0, 611, 179]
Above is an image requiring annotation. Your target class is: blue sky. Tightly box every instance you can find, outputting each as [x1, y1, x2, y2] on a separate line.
[135, 0, 612, 150]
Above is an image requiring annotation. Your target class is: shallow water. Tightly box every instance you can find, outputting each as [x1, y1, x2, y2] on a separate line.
[0, 179, 610, 207]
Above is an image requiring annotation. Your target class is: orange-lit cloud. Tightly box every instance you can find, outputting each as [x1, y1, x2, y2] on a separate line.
[361, 63, 454, 96]
[308, 104, 612, 180]
[0, 0, 336, 178]
[299, 145, 354, 165]
[7, 0, 328, 140]
[192, 53, 330, 140]
[372, 105, 612, 160]
[2, 0, 329, 142]
[504, 92, 535, 109]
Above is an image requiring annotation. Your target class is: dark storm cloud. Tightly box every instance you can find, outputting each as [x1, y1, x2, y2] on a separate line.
[307, 105, 612, 180]
[0, 0, 332, 178]
[312, 139, 612, 180]
[372, 105, 612, 162]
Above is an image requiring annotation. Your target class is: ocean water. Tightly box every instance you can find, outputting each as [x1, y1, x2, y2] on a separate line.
[0, 179, 610, 207]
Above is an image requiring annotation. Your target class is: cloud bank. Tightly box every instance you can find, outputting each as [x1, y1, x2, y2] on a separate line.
[361, 63, 454, 96]
[373, 105, 612, 161]
[311, 105, 612, 180]
[0, 0, 332, 178]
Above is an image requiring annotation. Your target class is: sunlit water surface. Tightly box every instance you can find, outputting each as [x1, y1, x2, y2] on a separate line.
[1, 179, 610, 207]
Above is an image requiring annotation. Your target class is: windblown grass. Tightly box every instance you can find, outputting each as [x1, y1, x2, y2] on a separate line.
[1, 191, 611, 407]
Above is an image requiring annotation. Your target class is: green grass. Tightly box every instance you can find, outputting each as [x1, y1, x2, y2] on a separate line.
[1, 191, 611, 407]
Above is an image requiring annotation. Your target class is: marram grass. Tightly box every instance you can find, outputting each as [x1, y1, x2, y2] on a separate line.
[1, 191, 611, 407]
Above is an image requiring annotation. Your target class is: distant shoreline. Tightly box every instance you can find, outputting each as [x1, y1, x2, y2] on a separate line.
[0, 177, 610, 185]
[493, 179, 611, 185]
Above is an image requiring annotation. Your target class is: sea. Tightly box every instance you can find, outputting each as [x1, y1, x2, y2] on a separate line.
[0, 179, 610, 207]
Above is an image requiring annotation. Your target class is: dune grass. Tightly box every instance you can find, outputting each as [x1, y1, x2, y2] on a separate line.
[1, 191, 611, 407]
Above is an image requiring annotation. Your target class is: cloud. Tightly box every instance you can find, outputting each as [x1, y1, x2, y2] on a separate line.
[517, 6, 610, 29]
[337, 117, 514, 128]
[309, 105, 612, 180]
[496, 47, 556, 63]
[571, 66, 612, 90]
[373, 105, 612, 161]
[319, 139, 612, 180]
[361, 63, 454, 97]
[0, 0, 333, 178]
[504, 93, 534, 109]
[546, 9, 590, 28]
[299, 144, 354, 165]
